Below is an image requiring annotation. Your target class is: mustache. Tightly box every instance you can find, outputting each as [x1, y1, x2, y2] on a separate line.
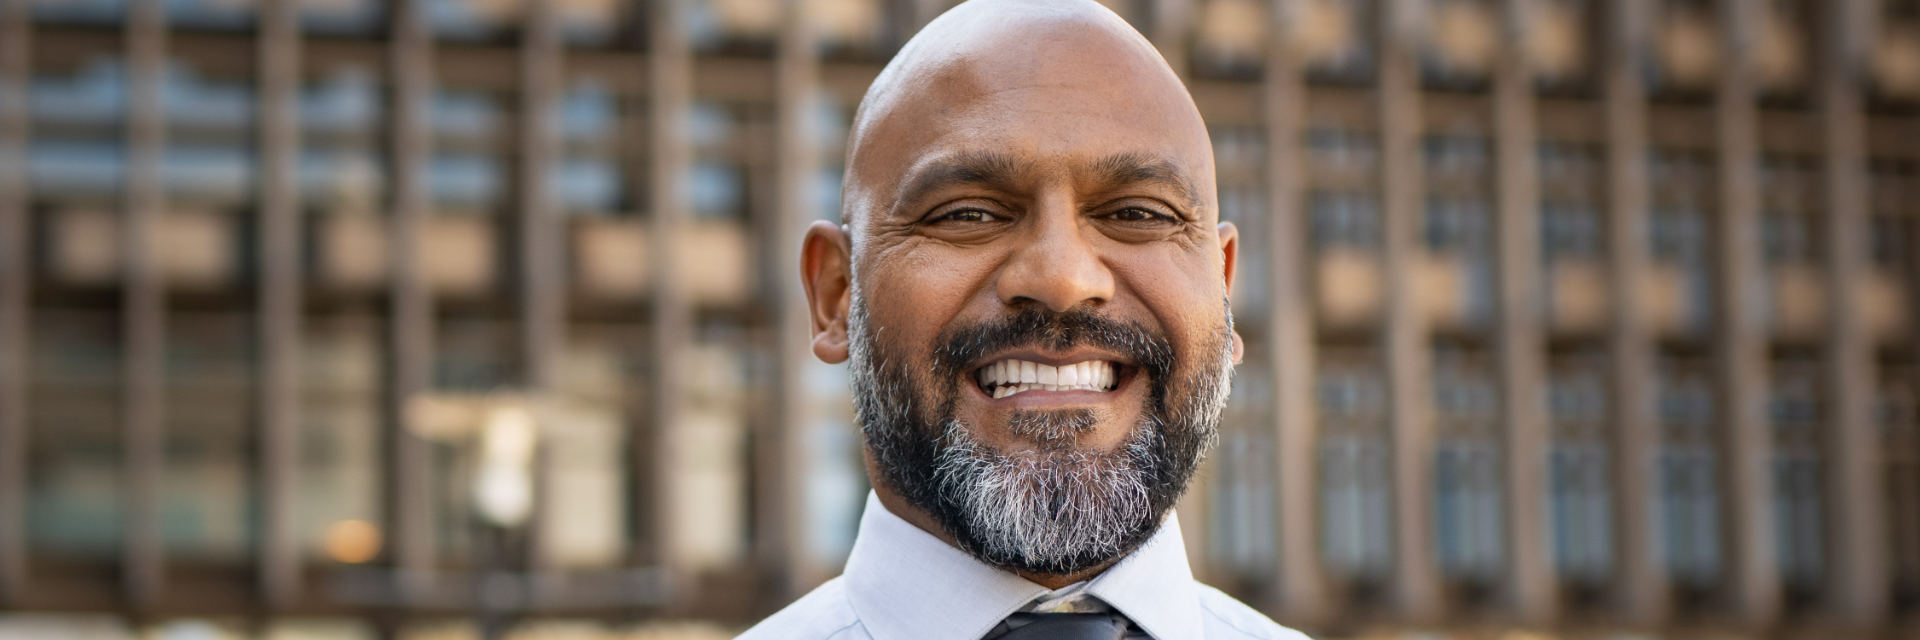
[928, 304, 1176, 388]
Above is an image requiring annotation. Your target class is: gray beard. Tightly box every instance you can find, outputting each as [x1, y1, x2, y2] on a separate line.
[848, 287, 1234, 575]
[930, 416, 1158, 569]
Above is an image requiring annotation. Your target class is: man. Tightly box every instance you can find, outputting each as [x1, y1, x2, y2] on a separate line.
[741, 0, 1309, 638]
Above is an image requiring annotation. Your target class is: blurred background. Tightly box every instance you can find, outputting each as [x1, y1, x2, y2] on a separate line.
[0, 0, 1917, 638]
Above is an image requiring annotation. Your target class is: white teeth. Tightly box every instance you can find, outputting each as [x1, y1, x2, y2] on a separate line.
[978, 358, 1119, 398]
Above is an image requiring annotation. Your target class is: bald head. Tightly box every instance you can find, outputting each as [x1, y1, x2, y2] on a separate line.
[840, 0, 1216, 235]
[796, 0, 1243, 586]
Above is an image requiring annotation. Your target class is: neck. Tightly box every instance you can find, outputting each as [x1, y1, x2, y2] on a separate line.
[867, 459, 1123, 590]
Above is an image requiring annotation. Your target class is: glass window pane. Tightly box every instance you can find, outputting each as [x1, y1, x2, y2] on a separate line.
[161, 311, 257, 563]
[27, 309, 123, 561]
[301, 313, 386, 565]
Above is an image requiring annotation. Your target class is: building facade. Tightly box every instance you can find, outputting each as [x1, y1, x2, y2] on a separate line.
[0, 0, 1916, 638]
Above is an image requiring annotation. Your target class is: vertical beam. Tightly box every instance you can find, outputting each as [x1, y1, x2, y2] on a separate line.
[518, 0, 563, 577]
[123, 0, 167, 610]
[0, 0, 30, 606]
[1712, 0, 1780, 627]
[645, 0, 694, 606]
[759, 0, 819, 604]
[1493, 0, 1556, 624]
[257, 0, 303, 608]
[1908, 23, 1920, 618]
[1817, 0, 1887, 626]
[387, 0, 437, 593]
[1602, 0, 1669, 625]
[1378, 0, 1442, 622]
[1263, 0, 1327, 624]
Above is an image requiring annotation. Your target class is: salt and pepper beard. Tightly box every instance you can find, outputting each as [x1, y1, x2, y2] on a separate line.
[849, 288, 1235, 576]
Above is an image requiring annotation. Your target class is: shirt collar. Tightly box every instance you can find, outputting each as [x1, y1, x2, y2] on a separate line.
[1080, 509, 1203, 640]
[843, 492, 1203, 640]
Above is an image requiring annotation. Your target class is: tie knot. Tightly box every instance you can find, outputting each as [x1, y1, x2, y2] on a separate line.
[983, 612, 1131, 640]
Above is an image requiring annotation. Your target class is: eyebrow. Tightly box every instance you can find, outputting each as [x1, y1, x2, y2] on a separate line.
[890, 150, 1204, 217]
[1090, 151, 1203, 212]
[892, 150, 1027, 214]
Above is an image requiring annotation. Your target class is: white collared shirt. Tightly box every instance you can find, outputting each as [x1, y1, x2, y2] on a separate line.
[737, 493, 1312, 640]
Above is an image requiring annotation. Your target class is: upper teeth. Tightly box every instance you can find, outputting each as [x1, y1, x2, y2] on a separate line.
[977, 359, 1118, 398]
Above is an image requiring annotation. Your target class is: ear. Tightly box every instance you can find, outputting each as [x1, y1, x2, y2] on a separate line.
[801, 220, 854, 364]
[1217, 221, 1245, 364]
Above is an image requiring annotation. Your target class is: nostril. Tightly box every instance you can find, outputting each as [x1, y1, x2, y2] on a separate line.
[994, 245, 1116, 312]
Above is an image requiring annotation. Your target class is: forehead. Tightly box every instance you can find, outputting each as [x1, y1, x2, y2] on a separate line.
[844, 13, 1215, 222]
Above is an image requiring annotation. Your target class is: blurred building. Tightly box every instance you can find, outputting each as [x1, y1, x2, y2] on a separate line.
[0, 0, 1916, 638]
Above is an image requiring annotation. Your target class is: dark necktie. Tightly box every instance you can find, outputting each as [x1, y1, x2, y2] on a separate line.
[981, 612, 1132, 640]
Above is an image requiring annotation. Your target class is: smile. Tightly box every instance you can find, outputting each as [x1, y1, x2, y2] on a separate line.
[975, 359, 1121, 398]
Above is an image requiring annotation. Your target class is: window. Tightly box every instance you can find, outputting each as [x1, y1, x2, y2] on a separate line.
[1547, 355, 1614, 586]
[1658, 356, 1723, 589]
[1209, 367, 1278, 574]
[163, 312, 258, 563]
[300, 65, 387, 213]
[300, 313, 386, 565]
[26, 309, 123, 560]
[428, 0, 522, 42]
[28, 60, 127, 203]
[163, 63, 257, 210]
[1770, 359, 1827, 595]
[1310, 192, 1381, 249]
[1317, 349, 1393, 581]
[302, 0, 384, 35]
[1431, 346, 1504, 583]
[1881, 367, 1920, 605]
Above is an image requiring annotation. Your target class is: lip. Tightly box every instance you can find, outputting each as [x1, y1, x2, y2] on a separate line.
[964, 347, 1140, 409]
[964, 347, 1135, 373]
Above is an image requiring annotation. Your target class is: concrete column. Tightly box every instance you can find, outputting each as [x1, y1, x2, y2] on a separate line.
[1493, 0, 1556, 624]
[0, 0, 30, 607]
[759, 0, 823, 603]
[645, 0, 696, 607]
[1601, 0, 1670, 626]
[256, 0, 304, 608]
[1817, 0, 1889, 626]
[1379, 0, 1442, 623]
[123, 0, 168, 609]
[517, 0, 563, 579]
[387, 0, 438, 595]
[1712, 0, 1781, 627]
[1264, 0, 1328, 625]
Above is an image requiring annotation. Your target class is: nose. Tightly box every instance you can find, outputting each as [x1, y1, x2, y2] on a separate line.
[994, 194, 1114, 312]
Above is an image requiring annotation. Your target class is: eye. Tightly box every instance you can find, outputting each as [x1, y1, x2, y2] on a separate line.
[1102, 205, 1178, 225]
[928, 208, 1005, 224]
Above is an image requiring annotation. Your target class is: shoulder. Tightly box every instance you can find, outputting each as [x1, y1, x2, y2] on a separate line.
[735, 577, 869, 640]
[1192, 582, 1315, 640]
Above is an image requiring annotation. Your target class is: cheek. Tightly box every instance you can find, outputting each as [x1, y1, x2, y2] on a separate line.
[860, 244, 1003, 353]
[1107, 246, 1227, 337]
